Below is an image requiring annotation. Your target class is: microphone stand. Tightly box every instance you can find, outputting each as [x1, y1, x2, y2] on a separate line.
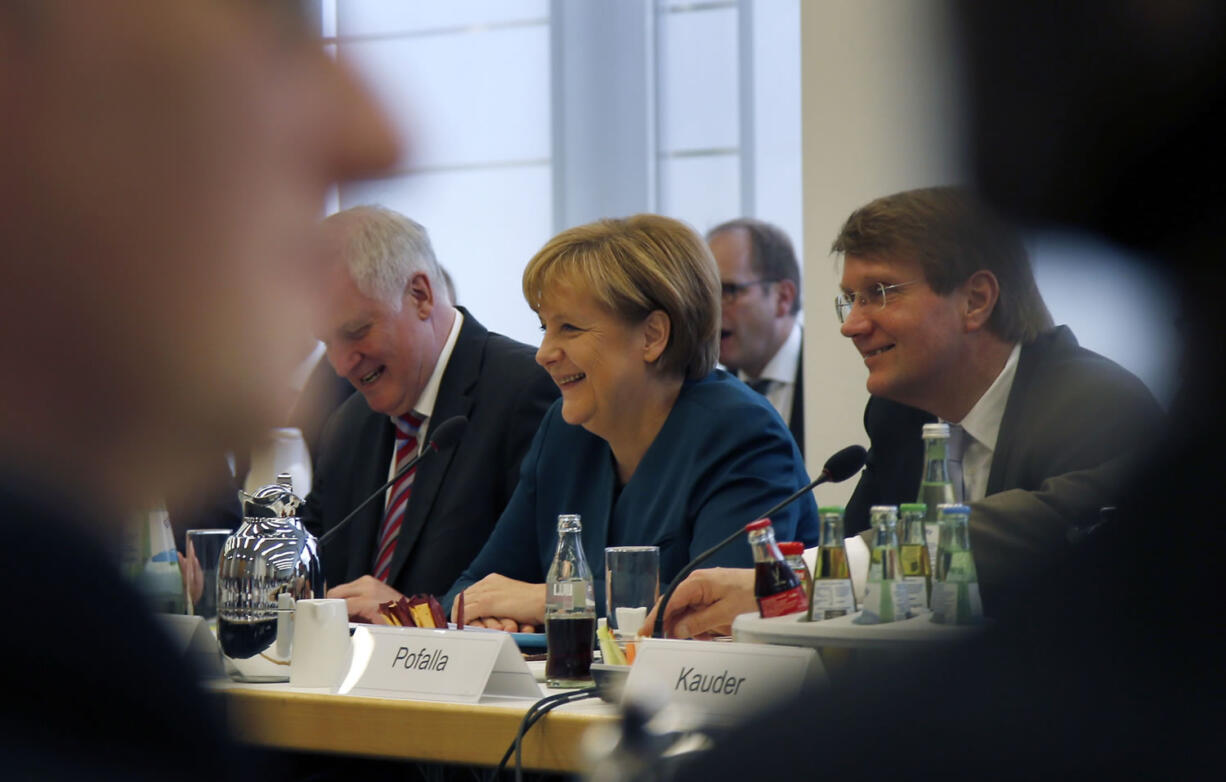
[317, 441, 440, 547]
[316, 415, 468, 549]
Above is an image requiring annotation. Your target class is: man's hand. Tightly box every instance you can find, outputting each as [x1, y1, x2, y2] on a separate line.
[640, 567, 756, 639]
[452, 574, 545, 633]
[327, 575, 406, 624]
[179, 541, 204, 606]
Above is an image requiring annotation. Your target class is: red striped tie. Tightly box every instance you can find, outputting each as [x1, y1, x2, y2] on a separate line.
[372, 412, 425, 582]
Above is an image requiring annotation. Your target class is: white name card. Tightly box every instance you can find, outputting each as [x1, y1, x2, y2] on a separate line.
[622, 639, 822, 725]
[338, 625, 541, 703]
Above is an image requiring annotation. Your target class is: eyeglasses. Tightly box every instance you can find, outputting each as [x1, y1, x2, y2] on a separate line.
[834, 279, 921, 323]
[721, 279, 776, 303]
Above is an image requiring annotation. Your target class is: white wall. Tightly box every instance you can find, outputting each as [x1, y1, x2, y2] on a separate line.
[799, 0, 964, 506]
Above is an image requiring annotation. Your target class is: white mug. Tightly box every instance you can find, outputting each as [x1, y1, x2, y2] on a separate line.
[290, 598, 350, 688]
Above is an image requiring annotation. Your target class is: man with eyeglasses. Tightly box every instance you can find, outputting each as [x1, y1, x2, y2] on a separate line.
[708, 218, 806, 455]
[835, 187, 1163, 581]
[646, 186, 1163, 640]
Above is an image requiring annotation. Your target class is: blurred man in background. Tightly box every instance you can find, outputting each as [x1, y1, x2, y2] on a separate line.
[0, 1, 397, 778]
[709, 219, 806, 455]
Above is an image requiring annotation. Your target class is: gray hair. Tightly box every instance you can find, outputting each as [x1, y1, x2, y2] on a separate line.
[324, 205, 448, 310]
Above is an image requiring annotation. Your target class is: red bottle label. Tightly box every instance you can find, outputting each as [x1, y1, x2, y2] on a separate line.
[758, 585, 808, 617]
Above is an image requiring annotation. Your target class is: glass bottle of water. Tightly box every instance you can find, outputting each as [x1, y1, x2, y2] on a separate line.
[917, 423, 954, 572]
[855, 506, 911, 624]
[898, 502, 931, 613]
[545, 514, 595, 687]
[807, 506, 857, 621]
[930, 504, 983, 625]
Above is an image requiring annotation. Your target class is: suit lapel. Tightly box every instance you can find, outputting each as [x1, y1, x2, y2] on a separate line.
[986, 333, 1046, 495]
[985, 327, 1073, 495]
[347, 408, 394, 583]
[384, 311, 485, 587]
[789, 341, 805, 457]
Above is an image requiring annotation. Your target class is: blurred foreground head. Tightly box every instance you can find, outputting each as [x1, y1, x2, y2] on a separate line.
[957, 0, 1226, 414]
[957, 0, 1226, 253]
[0, 0, 398, 516]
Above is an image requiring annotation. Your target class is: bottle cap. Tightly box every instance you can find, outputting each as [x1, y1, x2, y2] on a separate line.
[745, 519, 772, 532]
[937, 503, 971, 517]
[778, 541, 805, 556]
[921, 423, 950, 439]
[899, 503, 927, 513]
[817, 506, 845, 515]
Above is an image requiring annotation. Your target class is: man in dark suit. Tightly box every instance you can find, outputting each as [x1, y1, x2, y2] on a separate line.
[835, 188, 1164, 576]
[652, 187, 1163, 639]
[302, 206, 557, 622]
[708, 219, 805, 456]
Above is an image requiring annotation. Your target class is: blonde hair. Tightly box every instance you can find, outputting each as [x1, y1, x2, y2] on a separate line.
[523, 214, 720, 380]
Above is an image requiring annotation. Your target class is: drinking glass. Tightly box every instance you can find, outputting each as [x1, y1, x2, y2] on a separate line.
[185, 528, 231, 623]
[604, 546, 659, 638]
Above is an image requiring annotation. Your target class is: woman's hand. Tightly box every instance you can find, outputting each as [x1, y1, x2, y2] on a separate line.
[452, 574, 546, 633]
[327, 575, 406, 624]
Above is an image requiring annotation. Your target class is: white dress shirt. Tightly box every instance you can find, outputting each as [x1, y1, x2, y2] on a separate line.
[384, 308, 465, 484]
[739, 320, 802, 424]
[943, 343, 1021, 503]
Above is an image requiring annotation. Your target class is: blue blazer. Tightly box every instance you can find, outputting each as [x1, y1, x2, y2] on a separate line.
[445, 370, 819, 614]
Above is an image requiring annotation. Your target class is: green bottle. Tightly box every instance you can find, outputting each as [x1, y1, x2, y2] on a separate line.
[855, 506, 911, 624]
[806, 506, 856, 621]
[916, 423, 954, 573]
[898, 503, 931, 612]
[930, 504, 983, 625]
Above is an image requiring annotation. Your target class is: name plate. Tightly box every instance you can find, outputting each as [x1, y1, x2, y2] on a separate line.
[338, 625, 541, 703]
[622, 639, 821, 725]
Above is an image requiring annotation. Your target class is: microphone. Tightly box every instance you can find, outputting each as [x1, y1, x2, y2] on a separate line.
[818, 443, 870, 484]
[651, 444, 867, 637]
[318, 415, 468, 548]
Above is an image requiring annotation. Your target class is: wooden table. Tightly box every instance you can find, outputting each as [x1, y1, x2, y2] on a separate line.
[217, 684, 619, 773]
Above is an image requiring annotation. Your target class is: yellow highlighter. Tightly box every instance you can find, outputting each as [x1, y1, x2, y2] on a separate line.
[596, 621, 628, 666]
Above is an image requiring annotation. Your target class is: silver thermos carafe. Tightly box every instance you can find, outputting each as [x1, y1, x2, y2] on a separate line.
[217, 473, 323, 681]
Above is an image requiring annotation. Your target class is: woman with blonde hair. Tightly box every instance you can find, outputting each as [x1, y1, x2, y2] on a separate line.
[447, 214, 817, 631]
